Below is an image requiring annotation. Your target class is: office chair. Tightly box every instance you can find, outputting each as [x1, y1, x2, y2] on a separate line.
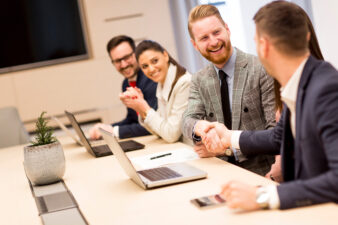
[0, 107, 30, 148]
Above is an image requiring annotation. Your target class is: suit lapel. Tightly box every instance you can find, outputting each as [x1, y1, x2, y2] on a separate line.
[294, 87, 305, 178]
[136, 70, 144, 86]
[206, 65, 224, 123]
[232, 49, 248, 130]
[294, 56, 317, 178]
[281, 107, 295, 181]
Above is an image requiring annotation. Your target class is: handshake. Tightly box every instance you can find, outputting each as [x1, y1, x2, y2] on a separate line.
[193, 120, 233, 158]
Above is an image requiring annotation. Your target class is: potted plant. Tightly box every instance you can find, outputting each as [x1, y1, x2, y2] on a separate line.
[24, 112, 65, 185]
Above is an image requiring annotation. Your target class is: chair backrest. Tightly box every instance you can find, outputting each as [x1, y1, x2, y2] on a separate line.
[0, 107, 30, 148]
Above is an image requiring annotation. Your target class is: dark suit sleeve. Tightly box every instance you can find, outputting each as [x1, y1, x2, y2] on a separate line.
[112, 78, 152, 139]
[113, 107, 152, 138]
[113, 75, 157, 139]
[277, 74, 338, 209]
[239, 111, 284, 156]
[112, 79, 133, 127]
[115, 120, 152, 139]
[141, 77, 158, 110]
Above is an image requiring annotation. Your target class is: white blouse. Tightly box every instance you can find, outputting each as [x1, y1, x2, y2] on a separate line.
[139, 63, 191, 143]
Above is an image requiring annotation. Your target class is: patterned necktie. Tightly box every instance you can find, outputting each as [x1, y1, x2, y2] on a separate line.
[219, 70, 232, 129]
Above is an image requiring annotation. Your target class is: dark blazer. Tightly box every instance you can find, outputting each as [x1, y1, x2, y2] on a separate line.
[182, 48, 276, 175]
[239, 56, 338, 209]
[113, 70, 157, 139]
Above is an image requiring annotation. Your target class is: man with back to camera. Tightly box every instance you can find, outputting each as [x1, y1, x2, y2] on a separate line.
[202, 1, 338, 210]
[90, 35, 157, 139]
[181, 4, 276, 176]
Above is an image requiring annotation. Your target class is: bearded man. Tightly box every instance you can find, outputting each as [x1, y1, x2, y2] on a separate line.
[182, 4, 276, 176]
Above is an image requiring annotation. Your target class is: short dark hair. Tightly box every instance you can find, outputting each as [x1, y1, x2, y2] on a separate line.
[254, 1, 309, 56]
[106, 35, 135, 55]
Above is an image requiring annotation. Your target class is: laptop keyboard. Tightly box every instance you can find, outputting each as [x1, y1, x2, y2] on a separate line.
[138, 167, 182, 181]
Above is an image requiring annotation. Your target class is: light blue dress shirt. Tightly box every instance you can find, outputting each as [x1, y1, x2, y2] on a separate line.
[213, 47, 237, 112]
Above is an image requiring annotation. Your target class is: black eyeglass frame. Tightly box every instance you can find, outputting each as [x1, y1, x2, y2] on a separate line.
[111, 52, 134, 65]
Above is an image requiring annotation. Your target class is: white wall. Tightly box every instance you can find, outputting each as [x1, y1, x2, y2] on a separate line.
[311, 0, 338, 68]
[2, 0, 337, 128]
[220, 0, 338, 66]
[0, 0, 177, 128]
[238, 0, 271, 55]
[214, 0, 271, 56]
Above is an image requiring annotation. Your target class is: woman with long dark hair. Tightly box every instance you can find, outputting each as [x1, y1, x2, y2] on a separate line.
[120, 40, 191, 143]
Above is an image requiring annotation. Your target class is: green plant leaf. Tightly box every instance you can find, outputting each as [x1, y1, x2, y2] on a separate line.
[31, 111, 57, 146]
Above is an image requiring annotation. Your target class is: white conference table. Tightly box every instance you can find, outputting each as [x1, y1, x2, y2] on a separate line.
[1, 135, 337, 225]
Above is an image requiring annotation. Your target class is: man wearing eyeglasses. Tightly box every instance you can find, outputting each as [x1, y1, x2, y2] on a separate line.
[90, 35, 157, 139]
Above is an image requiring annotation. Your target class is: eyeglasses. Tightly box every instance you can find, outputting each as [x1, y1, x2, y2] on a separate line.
[111, 52, 134, 65]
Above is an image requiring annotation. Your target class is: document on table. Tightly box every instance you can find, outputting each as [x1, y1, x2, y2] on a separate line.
[131, 147, 199, 170]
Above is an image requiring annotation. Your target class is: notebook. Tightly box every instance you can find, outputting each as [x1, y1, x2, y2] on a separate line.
[99, 128, 207, 189]
[64, 111, 145, 158]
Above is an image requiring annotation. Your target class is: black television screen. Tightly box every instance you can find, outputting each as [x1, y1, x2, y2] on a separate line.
[0, 0, 89, 74]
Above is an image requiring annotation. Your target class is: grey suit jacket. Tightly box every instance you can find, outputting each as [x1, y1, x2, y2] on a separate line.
[182, 48, 276, 175]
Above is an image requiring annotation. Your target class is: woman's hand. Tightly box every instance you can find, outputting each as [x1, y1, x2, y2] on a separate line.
[120, 87, 150, 119]
[133, 87, 144, 99]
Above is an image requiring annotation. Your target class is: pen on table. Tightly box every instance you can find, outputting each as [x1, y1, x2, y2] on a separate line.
[150, 153, 172, 160]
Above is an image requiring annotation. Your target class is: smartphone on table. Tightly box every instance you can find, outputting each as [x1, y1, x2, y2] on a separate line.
[191, 194, 226, 209]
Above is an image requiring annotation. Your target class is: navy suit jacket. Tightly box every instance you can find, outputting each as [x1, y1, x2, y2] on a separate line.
[239, 56, 338, 209]
[113, 70, 157, 139]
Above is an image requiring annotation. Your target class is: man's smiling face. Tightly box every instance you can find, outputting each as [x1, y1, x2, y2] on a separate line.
[191, 15, 233, 68]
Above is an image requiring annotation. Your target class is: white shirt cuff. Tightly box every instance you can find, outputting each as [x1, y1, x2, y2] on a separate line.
[231, 130, 242, 149]
[143, 108, 155, 124]
[113, 126, 119, 138]
[233, 148, 247, 162]
[266, 185, 280, 209]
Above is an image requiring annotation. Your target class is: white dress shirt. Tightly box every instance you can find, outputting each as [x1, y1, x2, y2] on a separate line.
[280, 58, 308, 137]
[139, 63, 191, 143]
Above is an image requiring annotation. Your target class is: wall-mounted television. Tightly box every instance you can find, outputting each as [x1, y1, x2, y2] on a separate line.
[0, 0, 90, 74]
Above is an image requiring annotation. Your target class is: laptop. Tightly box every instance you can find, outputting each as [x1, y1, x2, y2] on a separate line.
[52, 116, 83, 146]
[99, 128, 207, 189]
[64, 111, 145, 158]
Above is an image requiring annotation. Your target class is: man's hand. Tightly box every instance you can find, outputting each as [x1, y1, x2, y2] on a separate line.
[220, 180, 260, 211]
[265, 155, 283, 182]
[119, 87, 150, 117]
[201, 128, 226, 155]
[193, 142, 218, 158]
[89, 123, 114, 140]
[202, 122, 232, 151]
[119, 88, 137, 104]
[194, 120, 213, 137]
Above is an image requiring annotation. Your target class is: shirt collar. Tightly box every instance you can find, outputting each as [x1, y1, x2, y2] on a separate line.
[214, 47, 236, 79]
[156, 63, 176, 101]
[281, 57, 309, 105]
